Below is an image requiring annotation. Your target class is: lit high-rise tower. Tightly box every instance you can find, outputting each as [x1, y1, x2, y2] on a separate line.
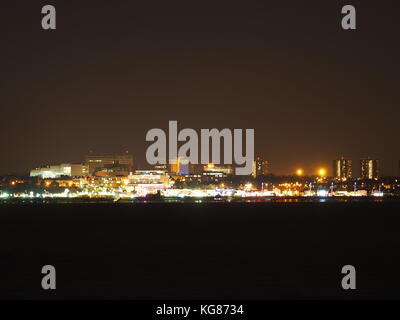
[333, 157, 352, 181]
[252, 157, 269, 178]
[360, 158, 379, 180]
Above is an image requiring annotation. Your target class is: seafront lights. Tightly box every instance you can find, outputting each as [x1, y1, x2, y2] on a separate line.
[296, 169, 304, 176]
[244, 183, 253, 190]
[318, 168, 326, 177]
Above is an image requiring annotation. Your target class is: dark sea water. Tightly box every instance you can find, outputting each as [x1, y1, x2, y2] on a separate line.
[1, 201, 400, 299]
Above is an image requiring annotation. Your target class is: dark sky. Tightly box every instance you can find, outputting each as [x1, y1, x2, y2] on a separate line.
[1, 0, 399, 175]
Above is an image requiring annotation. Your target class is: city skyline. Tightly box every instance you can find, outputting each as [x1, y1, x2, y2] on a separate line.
[9, 152, 398, 179]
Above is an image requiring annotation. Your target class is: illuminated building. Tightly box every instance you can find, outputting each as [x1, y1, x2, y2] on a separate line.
[203, 163, 233, 177]
[177, 159, 203, 175]
[93, 163, 132, 177]
[30, 163, 88, 178]
[168, 158, 180, 175]
[85, 154, 133, 176]
[333, 158, 352, 181]
[252, 157, 269, 178]
[154, 158, 182, 175]
[42, 179, 82, 188]
[127, 170, 171, 195]
[85, 176, 128, 189]
[360, 158, 379, 180]
[165, 158, 203, 175]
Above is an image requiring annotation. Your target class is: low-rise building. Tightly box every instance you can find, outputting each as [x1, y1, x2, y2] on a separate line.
[30, 163, 88, 179]
[127, 170, 171, 195]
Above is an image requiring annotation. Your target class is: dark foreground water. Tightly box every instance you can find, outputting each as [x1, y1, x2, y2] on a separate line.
[0, 201, 400, 299]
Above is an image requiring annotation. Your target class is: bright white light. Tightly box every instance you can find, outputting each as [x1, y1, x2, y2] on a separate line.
[317, 190, 328, 197]
[245, 183, 253, 190]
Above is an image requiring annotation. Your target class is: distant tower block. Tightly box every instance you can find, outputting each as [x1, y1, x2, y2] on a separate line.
[333, 157, 352, 181]
[360, 158, 379, 180]
[252, 157, 269, 178]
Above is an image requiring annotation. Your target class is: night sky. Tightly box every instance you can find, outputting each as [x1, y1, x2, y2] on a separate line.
[1, 0, 399, 175]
